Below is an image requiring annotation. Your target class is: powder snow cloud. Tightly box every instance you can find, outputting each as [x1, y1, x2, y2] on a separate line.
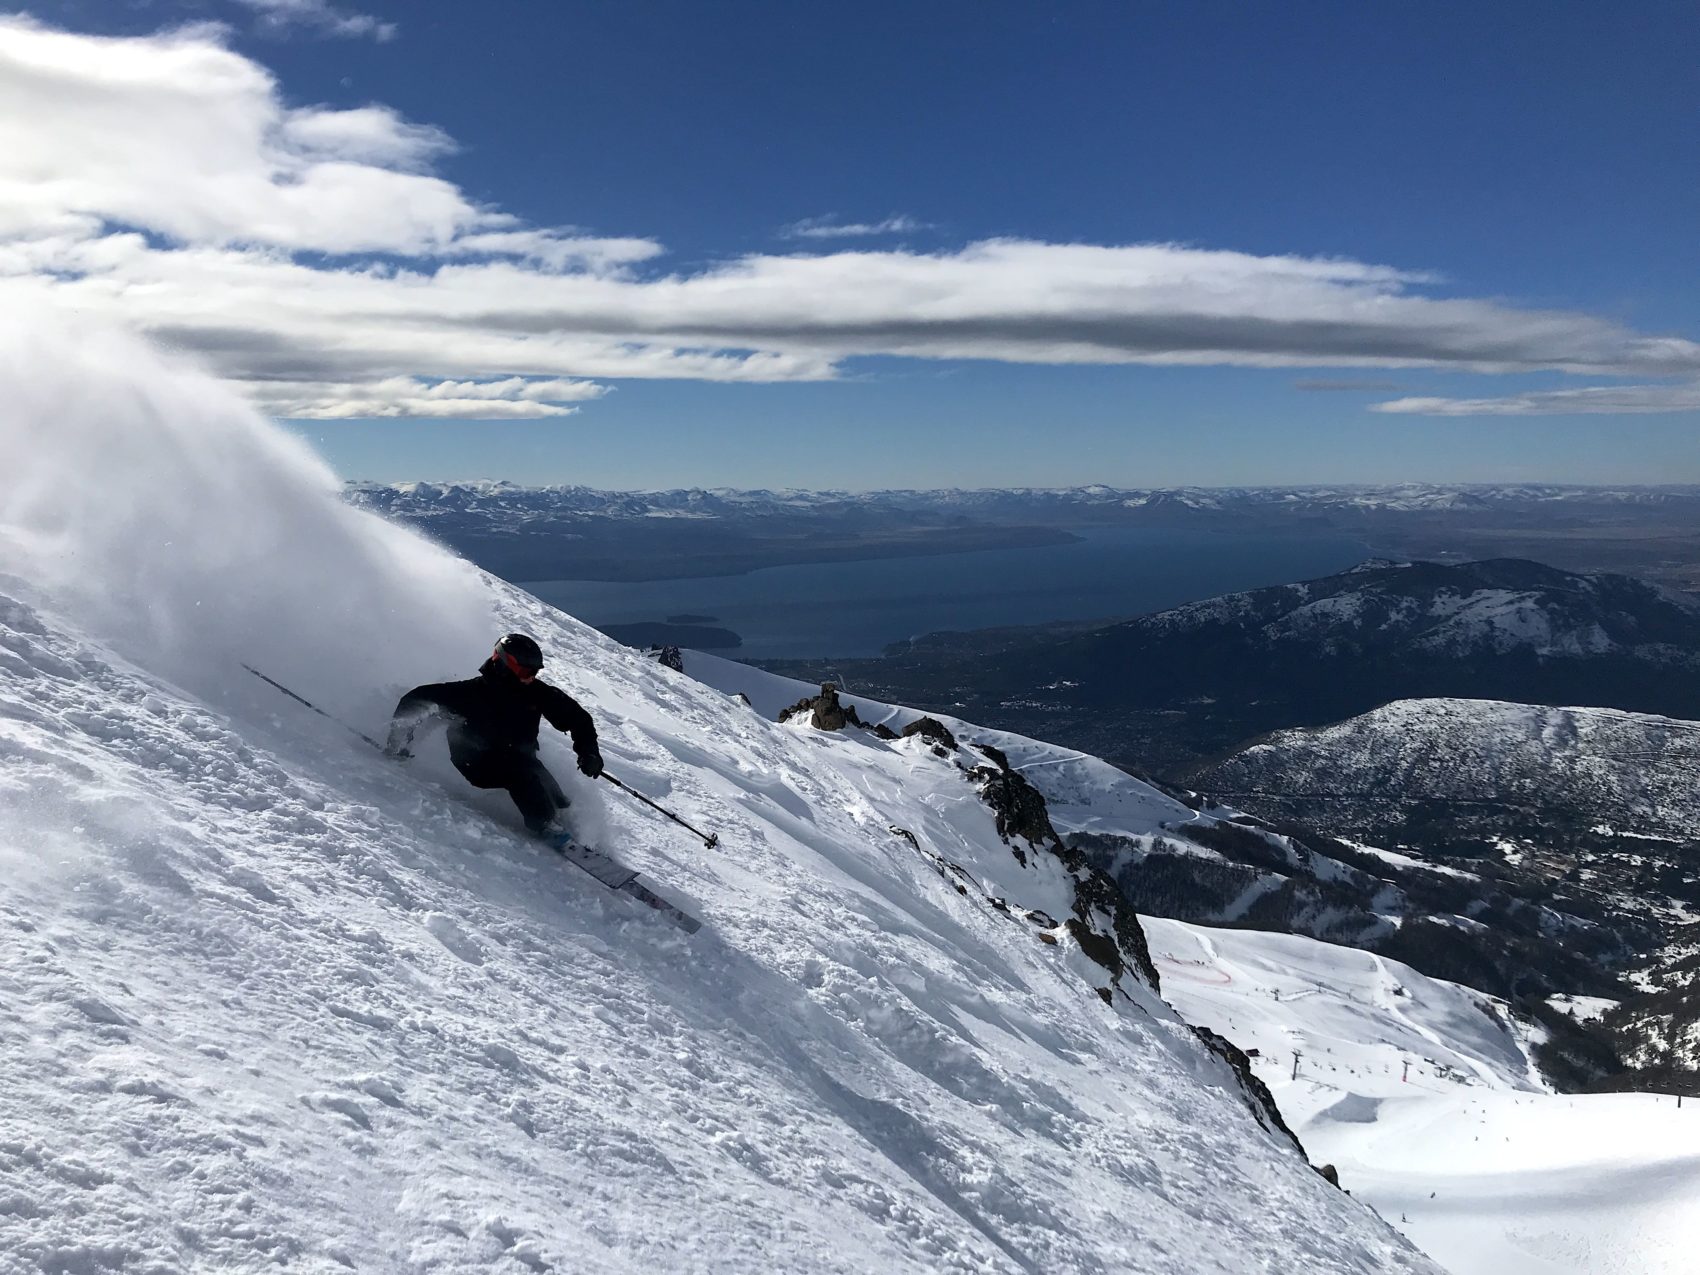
[3, 18, 1698, 421]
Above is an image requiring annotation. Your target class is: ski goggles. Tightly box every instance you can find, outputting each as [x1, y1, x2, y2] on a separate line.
[498, 651, 541, 681]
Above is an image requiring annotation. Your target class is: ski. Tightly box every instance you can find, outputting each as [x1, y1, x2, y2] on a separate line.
[545, 836, 702, 933]
[614, 877, 702, 934]
[552, 840, 641, 889]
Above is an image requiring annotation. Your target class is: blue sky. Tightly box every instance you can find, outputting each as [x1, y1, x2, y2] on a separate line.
[12, 1, 1700, 487]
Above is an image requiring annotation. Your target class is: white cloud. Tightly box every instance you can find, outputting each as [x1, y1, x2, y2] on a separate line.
[1371, 383, 1700, 416]
[0, 19, 495, 253]
[442, 230, 665, 273]
[279, 107, 451, 170]
[233, 0, 397, 42]
[782, 214, 931, 239]
[250, 376, 609, 419]
[3, 19, 1698, 423]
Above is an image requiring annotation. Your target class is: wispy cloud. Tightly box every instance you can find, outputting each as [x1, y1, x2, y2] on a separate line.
[232, 0, 396, 42]
[782, 214, 931, 240]
[251, 376, 610, 420]
[1294, 378, 1407, 393]
[1371, 383, 1700, 416]
[3, 19, 1699, 422]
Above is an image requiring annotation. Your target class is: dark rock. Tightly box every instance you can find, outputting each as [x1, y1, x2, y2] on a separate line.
[656, 644, 685, 673]
[1066, 870, 1161, 992]
[1316, 1163, 1340, 1188]
[1191, 1024, 1306, 1157]
[901, 717, 959, 751]
[1066, 918, 1124, 977]
[970, 747, 1062, 848]
[971, 745, 1162, 993]
[778, 683, 863, 731]
[811, 683, 850, 730]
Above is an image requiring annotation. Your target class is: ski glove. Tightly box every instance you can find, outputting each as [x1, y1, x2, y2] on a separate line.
[577, 748, 604, 779]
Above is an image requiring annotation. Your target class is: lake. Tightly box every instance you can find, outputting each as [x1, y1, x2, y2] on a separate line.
[522, 526, 1370, 660]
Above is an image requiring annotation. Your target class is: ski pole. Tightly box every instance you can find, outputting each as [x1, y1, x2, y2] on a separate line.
[601, 773, 720, 849]
[243, 664, 385, 752]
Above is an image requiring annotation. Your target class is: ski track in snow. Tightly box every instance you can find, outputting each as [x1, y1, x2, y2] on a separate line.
[0, 327, 1438, 1274]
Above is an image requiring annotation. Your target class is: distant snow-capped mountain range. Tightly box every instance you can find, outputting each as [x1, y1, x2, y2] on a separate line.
[349, 479, 1700, 521]
[767, 557, 1700, 778]
[347, 476, 1700, 600]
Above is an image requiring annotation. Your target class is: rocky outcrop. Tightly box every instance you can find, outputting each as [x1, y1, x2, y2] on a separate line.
[778, 696, 1162, 999]
[774, 687, 904, 742]
[779, 683, 871, 731]
[968, 744, 1160, 994]
[901, 716, 958, 754]
[1190, 1025, 1305, 1158]
[969, 744, 1060, 849]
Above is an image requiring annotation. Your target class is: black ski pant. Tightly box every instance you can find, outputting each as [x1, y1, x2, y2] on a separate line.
[452, 749, 568, 834]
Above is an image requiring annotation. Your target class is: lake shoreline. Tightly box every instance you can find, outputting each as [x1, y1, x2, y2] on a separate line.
[523, 526, 1372, 661]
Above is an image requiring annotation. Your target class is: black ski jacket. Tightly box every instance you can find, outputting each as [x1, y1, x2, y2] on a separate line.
[387, 659, 601, 774]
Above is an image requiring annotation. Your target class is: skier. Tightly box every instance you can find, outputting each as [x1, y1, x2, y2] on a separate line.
[383, 633, 603, 838]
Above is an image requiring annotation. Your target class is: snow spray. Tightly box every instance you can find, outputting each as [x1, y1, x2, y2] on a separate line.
[0, 313, 496, 733]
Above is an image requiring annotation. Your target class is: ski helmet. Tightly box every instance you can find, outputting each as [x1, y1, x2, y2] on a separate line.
[494, 632, 544, 671]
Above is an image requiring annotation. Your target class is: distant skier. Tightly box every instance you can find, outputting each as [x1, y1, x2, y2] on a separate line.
[384, 633, 603, 837]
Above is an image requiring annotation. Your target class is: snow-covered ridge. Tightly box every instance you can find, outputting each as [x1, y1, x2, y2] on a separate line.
[1203, 697, 1700, 845]
[1128, 556, 1700, 660]
[0, 320, 1433, 1272]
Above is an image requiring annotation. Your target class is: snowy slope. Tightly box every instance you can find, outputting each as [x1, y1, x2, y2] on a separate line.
[0, 320, 1434, 1272]
[682, 650, 1199, 846]
[1144, 920, 1700, 1275]
[685, 650, 1700, 1275]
